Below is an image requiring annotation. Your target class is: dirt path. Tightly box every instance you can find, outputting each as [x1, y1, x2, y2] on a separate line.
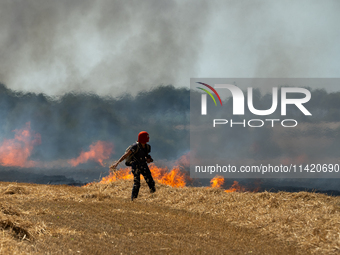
[17, 197, 301, 254]
[0, 182, 315, 254]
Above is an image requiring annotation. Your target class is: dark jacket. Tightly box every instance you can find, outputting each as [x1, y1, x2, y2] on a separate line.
[129, 142, 152, 165]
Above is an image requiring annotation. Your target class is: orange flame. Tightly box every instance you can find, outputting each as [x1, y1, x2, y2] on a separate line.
[0, 122, 41, 167]
[208, 176, 250, 192]
[91, 150, 256, 192]
[94, 158, 255, 193]
[98, 163, 187, 188]
[68, 141, 114, 167]
[158, 166, 186, 188]
[210, 175, 225, 188]
[224, 181, 246, 193]
[100, 167, 133, 184]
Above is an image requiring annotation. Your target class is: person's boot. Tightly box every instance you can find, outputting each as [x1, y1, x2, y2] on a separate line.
[131, 190, 139, 201]
[131, 194, 136, 201]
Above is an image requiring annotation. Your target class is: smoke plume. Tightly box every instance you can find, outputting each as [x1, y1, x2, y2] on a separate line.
[0, 0, 211, 96]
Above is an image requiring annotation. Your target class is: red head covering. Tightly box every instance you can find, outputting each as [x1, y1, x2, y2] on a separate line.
[138, 131, 149, 143]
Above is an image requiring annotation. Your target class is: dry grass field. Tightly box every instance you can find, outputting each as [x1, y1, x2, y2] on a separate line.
[0, 179, 339, 254]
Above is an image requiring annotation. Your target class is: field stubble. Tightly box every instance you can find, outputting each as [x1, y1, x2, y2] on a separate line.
[0, 180, 339, 254]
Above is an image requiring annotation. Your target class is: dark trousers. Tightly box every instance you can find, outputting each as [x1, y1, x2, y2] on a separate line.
[131, 162, 156, 199]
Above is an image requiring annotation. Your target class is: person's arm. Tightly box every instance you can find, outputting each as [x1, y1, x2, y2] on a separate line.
[146, 145, 153, 163]
[110, 150, 132, 170]
[146, 155, 153, 163]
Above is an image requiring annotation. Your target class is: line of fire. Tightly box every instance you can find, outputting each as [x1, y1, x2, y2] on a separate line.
[0, 122, 249, 192]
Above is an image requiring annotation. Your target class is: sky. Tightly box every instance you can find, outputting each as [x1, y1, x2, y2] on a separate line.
[0, 0, 339, 97]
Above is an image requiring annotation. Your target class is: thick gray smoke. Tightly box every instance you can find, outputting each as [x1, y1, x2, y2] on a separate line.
[0, 0, 210, 96]
[0, 83, 189, 162]
[0, 83, 339, 193]
[1, 1, 339, 97]
[0, 83, 190, 184]
[197, 0, 340, 80]
[0, 1, 339, 192]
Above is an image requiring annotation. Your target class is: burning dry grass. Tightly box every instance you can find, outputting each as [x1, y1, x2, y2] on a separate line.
[0, 180, 339, 254]
[102, 163, 188, 188]
[0, 122, 41, 168]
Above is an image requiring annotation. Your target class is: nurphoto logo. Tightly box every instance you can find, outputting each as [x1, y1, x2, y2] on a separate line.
[190, 78, 340, 179]
[196, 82, 312, 128]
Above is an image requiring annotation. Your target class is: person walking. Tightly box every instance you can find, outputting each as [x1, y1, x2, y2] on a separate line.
[110, 131, 156, 201]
